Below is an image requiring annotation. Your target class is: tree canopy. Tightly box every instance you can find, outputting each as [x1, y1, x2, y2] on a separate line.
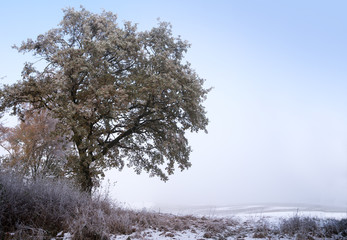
[0, 108, 71, 180]
[0, 7, 209, 193]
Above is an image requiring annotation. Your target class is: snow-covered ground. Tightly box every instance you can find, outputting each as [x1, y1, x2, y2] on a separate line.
[111, 229, 207, 240]
[150, 203, 347, 219]
[108, 204, 347, 240]
[56, 204, 347, 240]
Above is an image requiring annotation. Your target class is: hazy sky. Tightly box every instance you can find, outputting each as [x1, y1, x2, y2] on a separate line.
[1, 1, 347, 208]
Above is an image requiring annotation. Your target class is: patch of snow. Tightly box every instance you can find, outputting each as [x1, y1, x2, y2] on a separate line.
[62, 232, 72, 240]
[111, 229, 206, 240]
[50, 232, 72, 240]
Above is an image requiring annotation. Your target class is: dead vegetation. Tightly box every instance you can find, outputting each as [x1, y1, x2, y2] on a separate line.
[1, 172, 347, 239]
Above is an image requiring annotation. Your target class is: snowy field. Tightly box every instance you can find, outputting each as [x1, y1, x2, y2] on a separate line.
[55, 205, 347, 240]
[151, 203, 347, 219]
[107, 204, 347, 240]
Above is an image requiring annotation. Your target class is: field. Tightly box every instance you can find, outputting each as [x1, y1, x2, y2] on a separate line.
[1, 173, 347, 240]
[111, 205, 347, 240]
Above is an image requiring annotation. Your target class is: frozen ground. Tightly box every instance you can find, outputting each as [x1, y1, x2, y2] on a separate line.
[107, 203, 347, 240]
[111, 229, 207, 240]
[51, 203, 347, 240]
[150, 203, 347, 219]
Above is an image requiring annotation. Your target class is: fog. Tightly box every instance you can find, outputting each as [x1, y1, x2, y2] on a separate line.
[106, 86, 347, 208]
[1, 1, 347, 210]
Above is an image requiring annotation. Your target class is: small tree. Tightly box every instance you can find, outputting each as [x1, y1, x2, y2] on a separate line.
[0, 7, 209, 193]
[0, 108, 71, 180]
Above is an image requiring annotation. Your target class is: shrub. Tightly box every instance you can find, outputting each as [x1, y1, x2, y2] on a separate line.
[0, 172, 88, 237]
[322, 218, 347, 237]
[0, 172, 128, 239]
[0, 172, 193, 239]
[279, 215, 318, 235]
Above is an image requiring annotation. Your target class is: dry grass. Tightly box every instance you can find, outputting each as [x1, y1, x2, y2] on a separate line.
[1, 172, 347, 239]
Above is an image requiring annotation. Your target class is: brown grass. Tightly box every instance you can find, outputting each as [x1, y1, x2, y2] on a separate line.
[1, 172, 347, 239]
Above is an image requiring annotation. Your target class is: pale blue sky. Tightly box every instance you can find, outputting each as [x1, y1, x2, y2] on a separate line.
[1, 1, 347, 208]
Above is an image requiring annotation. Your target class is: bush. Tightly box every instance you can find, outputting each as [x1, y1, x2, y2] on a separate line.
[279, 215, 318, 235]
[0, 172, 194, 239]
[0, 172, 131, 239]
[322, 218, 347, 237]
[0, 172, 88, 237]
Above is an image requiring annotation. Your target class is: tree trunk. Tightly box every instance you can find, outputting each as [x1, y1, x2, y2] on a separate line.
[76, 148, 93, 194]
[74, 134, 94, 194]
[79, 159, 93, 194]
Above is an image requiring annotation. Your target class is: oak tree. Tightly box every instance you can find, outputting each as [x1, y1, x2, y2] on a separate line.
[0, 7, 209, 193]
